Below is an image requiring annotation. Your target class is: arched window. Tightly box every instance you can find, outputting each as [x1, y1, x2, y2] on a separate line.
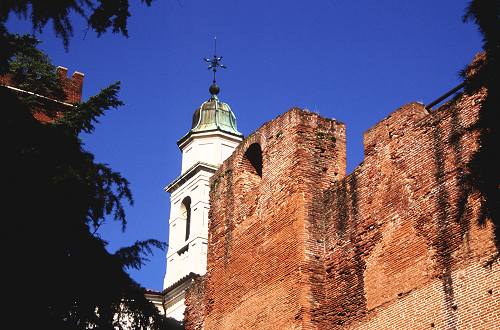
[181, 197, 192, 241]
[243, 143, 263, 177]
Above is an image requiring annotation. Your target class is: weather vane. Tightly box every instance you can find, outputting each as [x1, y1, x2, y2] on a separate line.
[204, 37, 226, 93]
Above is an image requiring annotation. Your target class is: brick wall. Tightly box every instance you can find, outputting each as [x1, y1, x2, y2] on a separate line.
[55, 66, 84, 104]
[184, 276, 206, 330]
[185, 109, 346, 329]
[1, 66, 84, 123]
[317, 89, 499, 329]
[185, 84, 498, 329]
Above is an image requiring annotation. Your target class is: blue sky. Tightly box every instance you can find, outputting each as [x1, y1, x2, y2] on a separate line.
[7, 0, 481, 291]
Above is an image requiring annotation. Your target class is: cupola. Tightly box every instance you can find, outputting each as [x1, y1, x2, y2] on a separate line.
[189, 83, 241, 136]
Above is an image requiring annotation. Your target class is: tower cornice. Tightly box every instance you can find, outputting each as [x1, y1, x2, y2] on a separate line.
[164, 162, 218, 193]
[177, 128, 243, 150]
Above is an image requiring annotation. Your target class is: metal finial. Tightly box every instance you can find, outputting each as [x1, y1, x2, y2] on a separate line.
[204, 37, 226, 96]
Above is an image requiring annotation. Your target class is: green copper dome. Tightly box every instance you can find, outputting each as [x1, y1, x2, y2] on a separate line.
[177, 82, 243, 147]
[190, 94, 242, 136]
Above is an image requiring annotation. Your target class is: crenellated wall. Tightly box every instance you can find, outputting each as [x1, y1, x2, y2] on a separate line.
[188, 109, 346, 329]
[0, 66, 84, 104]
[1, 65, 84, 123]
[317, 89, 499, 329]
[184, 85, 499, 329]
[54, 66, 84, 104]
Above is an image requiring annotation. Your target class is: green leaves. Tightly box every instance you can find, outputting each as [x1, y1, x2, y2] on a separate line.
[8, 34, 66, 102]
[4, 35, 125, 135]
[3, 69, 171, 330]
[57, 81, 124, 134]
[1, 0, 179, 328]
[0, 0, 154, 49]
[85, 158, 134, 232]
[462, 0, 500, 254]
[115, 239, 168, 270]
[1, 28, 178, 330]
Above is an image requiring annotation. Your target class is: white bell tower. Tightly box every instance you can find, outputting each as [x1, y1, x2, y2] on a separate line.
[162, 74, 243, 320]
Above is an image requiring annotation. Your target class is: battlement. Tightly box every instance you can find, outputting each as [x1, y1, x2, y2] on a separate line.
[55, 66, 84, 103]
[200, 108, 345, 329]
[363, 102, 429, 159]
[0, 66, 84, 105]
[210, 107, 346, 195]
[317, 86, 493, 329]
[185, 79, 498, 329]
[1, 66, 85, 123]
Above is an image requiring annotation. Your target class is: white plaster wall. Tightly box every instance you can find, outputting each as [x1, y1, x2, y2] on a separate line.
[163, 129, 242, 300]
[164, 170, 212, 288]
[165, 297, 185, 321]
[180, 132, 241, 173]
[163, 286, 188, 321]
[167, 172, 211, 250]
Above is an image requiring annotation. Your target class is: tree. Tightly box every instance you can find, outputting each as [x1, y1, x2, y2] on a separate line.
[1, 0, 154, 73]
[3, 38, 182, 330]
[462, 0, 500, 256]
[1, 5, 183, 330]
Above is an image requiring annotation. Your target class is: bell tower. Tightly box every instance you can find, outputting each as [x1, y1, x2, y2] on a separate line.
[162, 45, 243, 320]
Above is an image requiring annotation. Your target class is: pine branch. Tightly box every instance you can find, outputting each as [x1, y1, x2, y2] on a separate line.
[57, 81, 123, 134]
[4, 33, 66, 102]
[85, 160, 133, 232]
[0, 1, 155, 49]
[114, 239, 167, 270]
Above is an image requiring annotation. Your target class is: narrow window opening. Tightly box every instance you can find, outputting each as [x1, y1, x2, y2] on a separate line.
[244, 143, 263, 177]
[181, 197, 192, 241]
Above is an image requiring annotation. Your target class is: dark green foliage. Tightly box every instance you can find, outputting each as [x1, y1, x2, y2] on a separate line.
[58, 81, 124, 134]
[0, 23, 23, 73]
[1, 1, 183, 328]
[2, 90, 181, 329]
[463, 0, 500, 54]
[0, 0, 153, 48]
[462, 0, 500, 255]
[3, 39, 182, 330]
[8, 34, 66, 103]
[116, 240, 167, 270]
[0, 0, 154, 73]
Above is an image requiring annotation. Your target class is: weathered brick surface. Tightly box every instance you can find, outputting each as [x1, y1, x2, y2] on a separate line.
[54, 66, 84, 104]
[185, 109, 345, 329]
[185, 86, 499, 329]
[184, 276, 206, 330]
[1, 66, 84, 123]
[317, 89, 499, 329]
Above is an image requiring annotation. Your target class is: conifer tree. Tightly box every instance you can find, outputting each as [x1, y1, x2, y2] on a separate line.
[1, 0, 154, 73]
[1, 6, 183, 329]
[3, 38, 183, 330]
[462, 0, 500, 254]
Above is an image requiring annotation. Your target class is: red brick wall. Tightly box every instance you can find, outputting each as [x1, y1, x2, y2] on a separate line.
[1, 66, 84, 123]
[184, 276, 206, 330]
[185, 109, 346, 329]
[0, 66, 83, 103]
[55, 66, 84, 104]
[185, 87, 498, 329]
[317, 89, 499, 329]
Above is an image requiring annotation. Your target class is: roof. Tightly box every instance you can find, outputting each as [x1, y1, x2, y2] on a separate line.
[178, 95, 243, 146]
